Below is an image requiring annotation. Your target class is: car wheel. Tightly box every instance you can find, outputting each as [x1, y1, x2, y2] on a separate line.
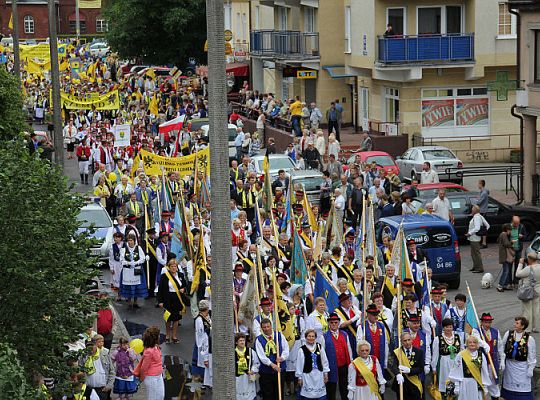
[448, 279, 460, 290]
[522, 221, 536, 241]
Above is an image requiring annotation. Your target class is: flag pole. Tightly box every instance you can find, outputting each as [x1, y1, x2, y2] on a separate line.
[465, 281, 498, 379]
[272, 271, 283, 400]
[361, 198, 368, 336]
[144, 204, 150, 289]
[396, 280, 404, 400]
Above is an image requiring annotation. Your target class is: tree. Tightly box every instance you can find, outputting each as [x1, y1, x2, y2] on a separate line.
[0, 66, 29, 140]
[103, 0, 207, 66]
[0, 343, 37, 399]
[0, 141, 100, 395]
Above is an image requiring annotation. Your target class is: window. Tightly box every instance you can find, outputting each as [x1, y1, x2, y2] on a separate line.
[417, 6, 463, 35]
[69, 21, 87, 34]
[498, 3, 516, 36]
[535, 31, 540, 83]
[344, 6, 351, 53]
[384, 87, 399, 123]
[277, 7, 287, 30]
[96, 18, 108, 33]
[224, 2, 232, 30]
[387, 8, 405, 35]
[254, 5, 260, 29]
[304, 7, 315, 33]
[23, 15, 34, 34]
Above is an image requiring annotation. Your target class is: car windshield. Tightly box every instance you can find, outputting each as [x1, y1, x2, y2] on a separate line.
[405, 227, 453, 249]
[77, 208, 111, 228]
[422, 149, 455, 160]
[257, 157, 294, 171]
[292, 176, 323, 191]
[418, 187, 464, 196]
[365, 155, 395, 167]
[190, 120, 209, 132]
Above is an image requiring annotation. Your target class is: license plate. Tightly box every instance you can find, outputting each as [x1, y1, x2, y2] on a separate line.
[90, 248, 101, 256]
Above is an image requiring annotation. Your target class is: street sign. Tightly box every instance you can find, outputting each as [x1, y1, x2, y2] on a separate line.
[297, 70, 317, 79]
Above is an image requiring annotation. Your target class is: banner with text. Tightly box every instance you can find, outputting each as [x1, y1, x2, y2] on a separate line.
[20, 43, 67, 62]
[134, 148, 210, 177]
[58, 90, 120, 110]
[113, 124, 132, 148]
[422, 100, 454, 127]
[456, 98, 489, 126]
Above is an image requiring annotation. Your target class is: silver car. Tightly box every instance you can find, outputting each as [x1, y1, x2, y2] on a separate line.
[396, 146, 463, 183]
[290, 169, 324, 206]
[251, 154, 296, 180]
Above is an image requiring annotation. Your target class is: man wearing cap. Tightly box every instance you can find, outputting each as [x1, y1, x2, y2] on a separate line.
[430, 287, 449, 336]
[233, 263, 246, 305]
[364, 304, 389, 372]
[404, 314, 432, 381]
[324, 313, 352, 400]
[471, 313, 501, 399]
[376, 264, 397, 310]
[299, 221, 314, 251]
[157, 210, 174, 235]
[391, 332, 424, 399]
[253, 298, 274, 338]
[335, 293, 363, 359]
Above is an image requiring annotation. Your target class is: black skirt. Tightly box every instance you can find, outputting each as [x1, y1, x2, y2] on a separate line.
[67, 142, 75, 152]
[164, 291, 183, 321]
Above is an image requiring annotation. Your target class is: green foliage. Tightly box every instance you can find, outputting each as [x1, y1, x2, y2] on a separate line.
[0, 67, 30, 140]
[0, 343, 38, 399]
[0, 141, 100, 395]
[103, 0, 207, 66]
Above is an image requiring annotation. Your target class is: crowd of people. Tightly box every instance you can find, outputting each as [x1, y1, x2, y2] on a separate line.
[4, 40, 538, 400]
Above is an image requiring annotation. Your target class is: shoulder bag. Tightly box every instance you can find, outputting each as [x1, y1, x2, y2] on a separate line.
[517, 267, 537, 301]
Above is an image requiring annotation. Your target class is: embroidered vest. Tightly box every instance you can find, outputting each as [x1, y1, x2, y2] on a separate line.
[504, 330, 529, 362]
[301, 343, 323, 373]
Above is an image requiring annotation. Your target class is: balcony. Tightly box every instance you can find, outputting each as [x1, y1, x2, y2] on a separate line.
[377, 33, 474, 65]
[250, 30, 320, 60]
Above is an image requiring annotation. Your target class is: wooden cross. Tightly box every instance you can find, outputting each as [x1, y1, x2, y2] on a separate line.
[487, 70, 520, 101]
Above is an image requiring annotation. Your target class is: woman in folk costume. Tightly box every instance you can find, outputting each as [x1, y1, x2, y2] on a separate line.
[305, 297, 328, 346]
[157, 259, 187, 343]
[347, 340, 386, 400]
[119, 235, 148, 309]
[471, 313, 502, 399]
[285, 301, 305, 396]
[499, 316, 536, 400]
[295, 329, 330, 400]
[109, 232, 125, 294]
[448, 335, 492, 400]
[231, 218, 246, 262]
[234, 333, 259, 400]
[431, 317, 464, 396]
[193, 299, 212, 387]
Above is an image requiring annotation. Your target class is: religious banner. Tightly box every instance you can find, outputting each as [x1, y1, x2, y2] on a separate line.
[133, 148, 210, 178]
[113, 124, 132, 148]
[79, 0, 101, 8]
[19, 43, 67, 62]
[57, 90, 120, 110]
[421, 100, 454, 127]
[456, 98, 489, 126]
[26, 59, 51, 75]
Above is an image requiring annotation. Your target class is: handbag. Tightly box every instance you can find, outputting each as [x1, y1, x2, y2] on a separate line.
[517, 267, 537, 301]
[476, 215, 488, 236]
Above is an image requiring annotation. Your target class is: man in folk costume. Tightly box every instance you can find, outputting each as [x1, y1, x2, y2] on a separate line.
[349, 269, 364, 309]
[167, 172, 180, 206]
[347, 340, 386, 400]
[96, 139, 112, 171]
[335, 293, 362, 359]
[430, 287, 449, 336]
[391, 277, 419, 313]
[336, 253, 357, 282]
[471, 313, 501, 399]
[342, 231, 356, 260]
[319, 253, 338, 284]
[299, 221, 314, 251]
[253, 298, 273, 338]
[499, 316, 536, 400]
[232, 263, 246, 306]
[449, 335, 492, 400]
[155, 231, 169, 287]
[391, 332, 424, 399]
[236, 240, 254, 274]
[444, 293, 468, 344]
[372, 293, 394, 341]
[76, 141, 92, 185]
[406, 239, 427, 282]
[375, 264, 397, 310]
[254, 318, 290, 400]
[364, 304, 389, 371]
[158, 210, 174, 236]
[259, 225, 277, 259]
[324, 313, 353, 400]
[277, 233, 292, 271]
[403, 314, 432, 381]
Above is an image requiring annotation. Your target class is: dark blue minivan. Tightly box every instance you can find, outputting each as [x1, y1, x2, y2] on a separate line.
[376, 215, 461, 289]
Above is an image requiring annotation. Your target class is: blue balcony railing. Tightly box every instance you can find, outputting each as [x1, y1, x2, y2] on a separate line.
[377, 33, 474, 64]
[250, 30, 319, 59]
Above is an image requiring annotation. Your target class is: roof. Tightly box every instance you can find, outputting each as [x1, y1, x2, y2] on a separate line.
[379, 214, 453, 228]
[508, 0, 540, 10]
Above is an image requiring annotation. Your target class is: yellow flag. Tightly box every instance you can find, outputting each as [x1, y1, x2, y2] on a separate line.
[146, 67, 156, 80]
[272, 270, 296, 348]
[8, 13, 13, 30]
[149, 94, 159, 116]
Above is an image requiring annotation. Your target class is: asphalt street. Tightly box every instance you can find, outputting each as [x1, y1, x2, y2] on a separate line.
[58, 147, 538, 399]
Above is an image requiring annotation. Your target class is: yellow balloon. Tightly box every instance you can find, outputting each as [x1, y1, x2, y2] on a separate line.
[108, 172, 117, 183]
[129, 338, 144, 354]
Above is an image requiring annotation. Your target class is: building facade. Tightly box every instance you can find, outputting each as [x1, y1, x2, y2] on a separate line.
[225, 0, 250, 62]
[0, 0, 105, 40]
[344, 0, 520, 162]
[249, 0, 353, 125]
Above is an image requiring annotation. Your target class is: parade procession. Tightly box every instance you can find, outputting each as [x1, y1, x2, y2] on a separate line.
[3, 0, 540, 399]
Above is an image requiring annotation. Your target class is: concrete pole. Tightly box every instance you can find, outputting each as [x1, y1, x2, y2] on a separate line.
[75, 0, 80, 41]
[522, 114, 537, 204]
[12, 0, 21, 83]
[48, 0, 64, 169]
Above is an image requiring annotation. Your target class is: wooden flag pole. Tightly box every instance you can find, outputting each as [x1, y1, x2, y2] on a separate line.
[396, 281, 404, 400]
[272, 271, 283, 400]
[465, 281, 498, 379]
[144, 204, 150, 289]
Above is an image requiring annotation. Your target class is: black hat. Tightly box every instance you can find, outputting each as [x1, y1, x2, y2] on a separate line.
[146, 227, 157, 234]
[344, 219, 353, 226]
[366, 304, 379, 315]
[127, 215, 137, 223]
[159, 231, 169, 238]
[408, 314, 421, 323]
[402, 278, 414, 287]
[328, 313, 340, 322]
[480, 313, 494, 321]
[260, 297, 272, 306]
[338, 293, 351, 303]
[301, 221, 311, 229]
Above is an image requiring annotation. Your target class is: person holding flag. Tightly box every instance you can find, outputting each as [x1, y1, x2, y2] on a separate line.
[471, 313, 501, 399]
[324, 313, 352, 400]
[157, 259, 187, 343]
[430, 287, 449, 336]
[335, 293, 362, 358]
[363, 304, 389, 372]
[391, 331, 424, 399]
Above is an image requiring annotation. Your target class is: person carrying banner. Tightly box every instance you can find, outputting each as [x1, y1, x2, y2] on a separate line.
[391, 332, 424, 399]
[157, 259, 187, 343]
[324, 313, 352, 400]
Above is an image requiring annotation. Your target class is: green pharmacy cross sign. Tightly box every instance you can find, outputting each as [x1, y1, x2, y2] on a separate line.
[487, 71, 521, 101]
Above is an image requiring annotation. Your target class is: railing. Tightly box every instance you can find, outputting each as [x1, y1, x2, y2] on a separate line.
[377, 33, 474, 64]
[250, 30, 320, 59]
[444, 165, 522, 199]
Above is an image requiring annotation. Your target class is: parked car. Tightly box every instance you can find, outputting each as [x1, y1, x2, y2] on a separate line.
[1, 37, 13, 48]
[290, 169, 324, 206]
[402, 183, 468, 197]
[396, 146, 463, 183]
[346, 151, 400, 175]
[377, 215, 461, 289]
[77, 202, 113, 267]
[526, 233, 540, 259]
[251, 154, 296, 180]
[411, 192, 539, 241]
[88, 42, 110, 57]
[200, 122, 238, 161]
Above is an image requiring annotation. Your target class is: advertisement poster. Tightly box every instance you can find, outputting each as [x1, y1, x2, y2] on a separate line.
[421, 100, 455, 127]
[456, 98, 489, 126]
[113, 125, 132, 148]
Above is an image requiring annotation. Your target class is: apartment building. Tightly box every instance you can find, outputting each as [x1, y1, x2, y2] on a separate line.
[225, 0, 251, 62]
[344, 0, 519, 162]
[249, 0, 353, 125]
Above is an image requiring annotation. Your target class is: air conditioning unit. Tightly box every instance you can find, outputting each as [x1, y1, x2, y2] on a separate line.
[516, 89, 528, 108]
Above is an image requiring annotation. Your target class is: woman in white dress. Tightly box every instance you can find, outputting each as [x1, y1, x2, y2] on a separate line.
[448, 335, 492, 400]
[305, 297, 328, 346]
[108, 232, 124, 293]
[119, 236, 148, 309]
[347, 340, 386, 400]
[234, 333, 259, 400]
[431, 318, 463, 396]
[295, 329, 330, 400]
[286, 302, 306, 396]
[193, 300, 212, 388]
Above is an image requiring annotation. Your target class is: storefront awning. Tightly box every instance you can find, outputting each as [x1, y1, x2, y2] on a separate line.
[322, 65, 355, 79]
[197, 62, 249, 78]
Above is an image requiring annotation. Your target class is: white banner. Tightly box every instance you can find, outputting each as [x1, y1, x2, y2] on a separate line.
[113, 124, 131, 148]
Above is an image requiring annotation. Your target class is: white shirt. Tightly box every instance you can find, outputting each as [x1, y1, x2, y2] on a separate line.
[334, 194, 345, 210]
[432, 196, 451, 221]
[421, 169, 439, 184]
